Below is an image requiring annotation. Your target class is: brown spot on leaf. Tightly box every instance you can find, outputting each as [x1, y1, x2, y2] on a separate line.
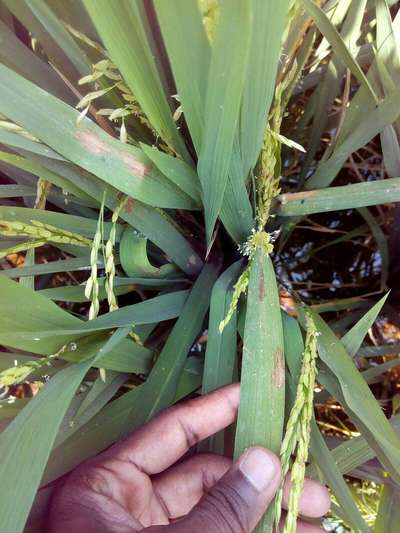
[279, 189, 316, 205]
[124, 198, 135, 213]
[272, 348, 285, 388]
[122, 153, 149, 177]
[258, 268, 265, 301]
[75, 130, 112, 155]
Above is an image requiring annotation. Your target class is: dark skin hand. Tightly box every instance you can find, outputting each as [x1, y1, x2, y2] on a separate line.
[47, 384, 330, 532]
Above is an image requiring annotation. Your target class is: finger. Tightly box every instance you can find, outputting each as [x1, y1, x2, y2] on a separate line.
[282, 476, 331, 518]
[108, 383, 239, 474]
[166, 447, 281, 533]
[152, 453, 232, 519]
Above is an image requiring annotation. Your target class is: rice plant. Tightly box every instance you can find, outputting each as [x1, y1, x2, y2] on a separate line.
[0, 1, 400, 532]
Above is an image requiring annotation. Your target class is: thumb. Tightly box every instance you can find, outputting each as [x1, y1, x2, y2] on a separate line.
[173, 447, 281, 533]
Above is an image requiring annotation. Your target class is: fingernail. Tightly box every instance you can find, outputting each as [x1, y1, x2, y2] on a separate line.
[238, 448, 279, 492]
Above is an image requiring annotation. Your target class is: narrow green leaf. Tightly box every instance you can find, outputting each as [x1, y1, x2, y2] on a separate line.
[38, 277, 183, 301]
[140, 143, 201, 203]
[239, 0, 290, 174]
[198, 0, 252, 242]
[82, 0, 188, 158]
[235, 251, 284, 532]
[0, 276, 188, 353]
[200, 260, 242, 454]
[341, 294, 388, 357]
[62, 334, 152, 375]
[308, 415, 400, 485]
[305, 88, 400, 189]
[54, 371, 128, 448]
[0, 19, 76, 105]
[374, 483, 400, 533]
[0, 151, 97, 204]
[154, 0, 209, 151]
[219, 146, 254, 244]
[303, 0, 377, 103]
[358, 207, 389, 290]
[1, 257, 93, 278]
[33, 155, 203, 274]
[4, 0, 91, 82]
[119, 228, 177, 278]
[0, 184, 36, 198]
[363, 358, 400, 384]
[309, 419, 370, 533]
[307, 309, 400, 484]
[277, 177, 400, 216]
[0, 205, 119, 239]
[357, 343, 400, 358]
[125, 258, 220, 428]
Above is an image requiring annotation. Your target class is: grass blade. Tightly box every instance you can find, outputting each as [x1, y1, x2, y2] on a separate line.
[198, 0, 252, 242]
[154, 0, 209, 152]
[305, 88, 400, 189]
[309, 419, 370, 533]
[200, 260, 242, 453]
[235, 250, 284, 532]
[277, 177, 400, 216]
[341, 294, 388, 357]
[307, 309, 400, 484]
[124, 258, 220, 428]
[303, 0, 377, 103]
[83, 0, 188, 157]
[239, 0, 290, 175]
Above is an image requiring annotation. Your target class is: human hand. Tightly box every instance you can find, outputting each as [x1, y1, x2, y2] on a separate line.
[47, 384, 330, 532]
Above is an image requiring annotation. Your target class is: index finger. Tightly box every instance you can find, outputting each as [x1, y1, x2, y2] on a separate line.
[107, 383, 239, 474]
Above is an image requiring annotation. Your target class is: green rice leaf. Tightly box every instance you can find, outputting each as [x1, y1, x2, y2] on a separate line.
[309, 419, 370, 533]
[82, 0, 188, 158]
[3, 0, 91, 84]
[358, 207, 389, 290]
[341, 294, 389, 358]
[374, 483, 400, 533]
[140, 143, 201, 204]
[31, 156, 203, 274]
[0, 20, 76, 107]
[307, 309, 400, 484]
[305, 88, 400, 189]
[303, 0, 377, 103]
[197, 0, 252, 242]
[239, 0, 290, 175]
[154, 0, 209, 152]
[200, 260, 242, 454]
[235, 250, 284, 532]
[277, 178, 400, 216]
[124, 258, 220, 428]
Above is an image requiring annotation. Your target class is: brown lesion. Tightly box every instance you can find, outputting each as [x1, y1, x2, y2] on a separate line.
[124, 197, 135, 214]
[278, 189, 317, 205]
[75, 130, 112, 155]
[121, 152, 150, 177]
[75, 129, 150, 178]
[272, 348, 285, 388]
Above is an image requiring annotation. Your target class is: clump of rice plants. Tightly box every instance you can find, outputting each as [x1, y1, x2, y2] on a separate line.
[0, 1, 400, 532]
